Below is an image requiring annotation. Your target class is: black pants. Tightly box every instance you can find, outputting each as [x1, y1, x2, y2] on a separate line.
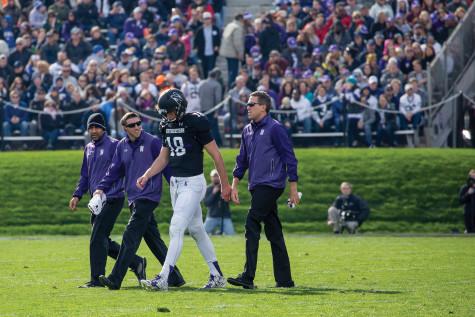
[464, 206, 475, 233]
[201, 55, 216, 78]
[242, 186, 293, 284]
[108, 199, 183, 287]
[90, 197, 142, 282]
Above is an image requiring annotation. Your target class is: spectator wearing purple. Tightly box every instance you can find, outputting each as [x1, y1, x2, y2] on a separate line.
[116, 33, 141, 59]
[282, 37, 304, 71]
[61, 11, 82, 43]
[3, 90, 29, 137]
[312, 85, 334, 132]
[123, 7, 146, 40]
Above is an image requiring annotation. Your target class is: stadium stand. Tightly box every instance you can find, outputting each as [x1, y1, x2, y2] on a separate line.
[0, 0, 472, 150]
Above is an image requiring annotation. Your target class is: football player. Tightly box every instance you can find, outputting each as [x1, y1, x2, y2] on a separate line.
[137, 88, 232, 290]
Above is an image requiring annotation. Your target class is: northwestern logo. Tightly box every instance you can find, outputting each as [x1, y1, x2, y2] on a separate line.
[170, 91, 183, 106]
[140, 145, 144, 152]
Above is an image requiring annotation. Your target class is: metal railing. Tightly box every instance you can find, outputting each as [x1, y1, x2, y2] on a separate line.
[427, 3, 475, 146]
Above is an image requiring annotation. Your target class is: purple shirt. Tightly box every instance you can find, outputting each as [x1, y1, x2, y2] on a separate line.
[233, 115, 298, 190]
[97, 131, 169, 206]
[123, 18, 145, 39]
[73, 134, 124, 200]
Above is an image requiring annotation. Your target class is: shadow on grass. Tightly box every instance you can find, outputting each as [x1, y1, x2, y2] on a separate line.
[120, 285, 402, 296]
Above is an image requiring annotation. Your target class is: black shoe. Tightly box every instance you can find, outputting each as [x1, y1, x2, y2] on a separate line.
[227, 274, 255, 289]
[78, 280, 103, 288]
[132, 257, 147, 283]
[168, 268, 186, 287]
[276, 281, 295, 288]
[98, 275, 120, 290]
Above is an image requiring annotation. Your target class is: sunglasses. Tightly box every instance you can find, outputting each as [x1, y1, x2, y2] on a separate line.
[246, 102, 261, 107]
[125, 121, 142, 128]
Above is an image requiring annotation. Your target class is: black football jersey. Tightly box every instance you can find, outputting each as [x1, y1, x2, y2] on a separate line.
[161, 112, 214, 177]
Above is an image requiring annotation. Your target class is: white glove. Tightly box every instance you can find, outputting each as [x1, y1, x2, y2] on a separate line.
[287, 192, 302, 208]
[88, 193, 107, 215]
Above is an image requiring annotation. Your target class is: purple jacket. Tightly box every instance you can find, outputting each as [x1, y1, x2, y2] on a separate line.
[73, 134, 124, 200]
[97, 131, 169, 206]
[233, 115, 298, 190]
[123, 18, 145, 39]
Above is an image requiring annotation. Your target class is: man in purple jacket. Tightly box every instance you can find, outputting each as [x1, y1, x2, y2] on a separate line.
[228, 91, 300, 289]
[69, 113, 147, 288]
[93, 112, 185, 290]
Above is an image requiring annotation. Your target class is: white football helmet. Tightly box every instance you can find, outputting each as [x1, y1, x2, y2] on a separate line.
[88, 193, 107, 215]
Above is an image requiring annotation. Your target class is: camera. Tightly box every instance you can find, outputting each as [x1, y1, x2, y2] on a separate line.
[340, 210, 357, 221]
[467, 177, 475, 187]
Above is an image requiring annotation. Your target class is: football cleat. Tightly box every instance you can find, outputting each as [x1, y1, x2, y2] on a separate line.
[202, 275, 226, 289]
[140, 274, 168, 291]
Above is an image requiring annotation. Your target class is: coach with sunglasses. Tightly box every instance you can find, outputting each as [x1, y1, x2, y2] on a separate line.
[228, 91, 300, 289]
[93, 112, 185, 290]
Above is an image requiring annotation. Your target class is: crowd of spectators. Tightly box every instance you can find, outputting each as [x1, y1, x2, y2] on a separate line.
[0, 0, 470, 149]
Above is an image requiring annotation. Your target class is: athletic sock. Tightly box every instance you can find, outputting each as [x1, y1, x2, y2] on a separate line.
[208, 261, 223, 277]
[159, 265, 174, 281]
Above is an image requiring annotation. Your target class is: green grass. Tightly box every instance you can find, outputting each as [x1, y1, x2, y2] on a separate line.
[0, 149, 474, 234]
[0, 235, 474, 316]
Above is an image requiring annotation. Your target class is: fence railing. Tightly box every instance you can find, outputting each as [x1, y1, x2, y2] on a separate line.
[427, 3, 475, 146]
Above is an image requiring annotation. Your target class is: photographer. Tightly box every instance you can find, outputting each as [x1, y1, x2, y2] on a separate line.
[203, 169, 235, 235]
[327, 182, 370, 234]
[459, 170, 475, 233]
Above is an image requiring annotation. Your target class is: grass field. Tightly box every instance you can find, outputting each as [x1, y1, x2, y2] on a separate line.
[1, 235, 474, 316]
[0, 149, 474, 235]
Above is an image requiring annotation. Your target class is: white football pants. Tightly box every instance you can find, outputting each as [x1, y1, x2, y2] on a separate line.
[160, 174, 218, 278]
